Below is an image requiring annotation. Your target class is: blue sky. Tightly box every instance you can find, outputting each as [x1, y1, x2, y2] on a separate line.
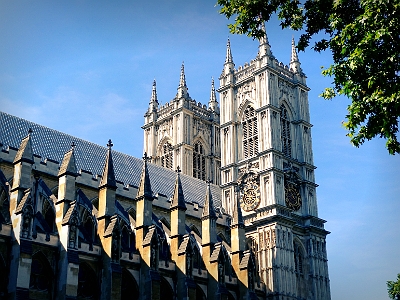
[1, 1, 399, 299]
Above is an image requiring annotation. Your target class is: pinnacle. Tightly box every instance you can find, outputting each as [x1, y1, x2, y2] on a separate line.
[58, 142, 78, 177]
[137, 152, 153, 199]
[209, 77, 218, 111]
[202, 181, 217, 219]
[13, 128, 34, 164]
[179, 62, 187, 88]
[232, 184, 244, 226]
[99, 139, 117, 189]
[225, 38, 233, 64]
[171, 167, 186, 210]
[291, 36, 299, 63]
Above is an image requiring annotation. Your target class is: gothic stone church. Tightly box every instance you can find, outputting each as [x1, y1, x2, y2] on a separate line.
[0, 31, 331, 300]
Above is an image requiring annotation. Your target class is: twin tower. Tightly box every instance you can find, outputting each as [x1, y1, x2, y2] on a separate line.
[143, 29, 331, 299]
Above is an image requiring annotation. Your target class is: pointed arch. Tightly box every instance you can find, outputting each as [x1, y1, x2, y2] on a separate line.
[293, 237, 307, 275]
[160, 276, 174, 300]
[189, 224, 201, 238]
[42, 199, 55, 233]
[29, 251, 53, 299]
[157, 137, 174, 170]
[293, 237, 309, 299]
[238, 99, 255, 120]
[77, 262, 99, 300]
[121, 223, 135, 253]
[121, 269, 139, 300]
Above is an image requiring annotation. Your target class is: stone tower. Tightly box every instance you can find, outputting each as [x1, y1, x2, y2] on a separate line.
[142, 63, 221, 185]
[218, 30, 331, 299]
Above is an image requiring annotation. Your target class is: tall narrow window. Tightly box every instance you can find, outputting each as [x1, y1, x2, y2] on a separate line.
[161, 142, 173, 169]
[294, 242, 304, 274]
[242, 106, 258, 159]
[193, 142, 206, 181]
[280, 105, 292, 157]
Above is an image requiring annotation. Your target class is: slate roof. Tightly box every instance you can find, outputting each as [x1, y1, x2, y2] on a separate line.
[0, 111, 222, 208]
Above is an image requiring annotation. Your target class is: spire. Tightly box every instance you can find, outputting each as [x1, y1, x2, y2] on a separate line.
[170, 167, 186, 210]
[179, 62, 187, 88]
[58, 141, 78, 177]
[258, 22, 272, 58]
[149, 79, 158, 112]
[99, 139, 117, 189]
[208, 77, 218, 112]
[13, 128, 34, 164]
[225, 38, 233, 64]
[137, 152, 153, 199]
[290, 36, 302, 74]
[232, 185, 244, 227]
[202, 180, 217, 219]
[177, 62, 190, 99]
[290, 36, 299, 63]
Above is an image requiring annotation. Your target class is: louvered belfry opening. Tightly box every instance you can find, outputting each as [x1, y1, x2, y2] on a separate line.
[193, 141, 206, 181]
[280, 105, 292, 157]
[161, 142, 173, 169]
[242, 106, 258, 159]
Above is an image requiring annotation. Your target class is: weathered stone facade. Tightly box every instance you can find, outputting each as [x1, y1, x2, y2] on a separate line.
[0, 29, 330, 300]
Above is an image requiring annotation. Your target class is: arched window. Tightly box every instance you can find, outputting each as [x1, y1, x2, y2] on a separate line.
[29, 252, 53, 299]
[193, 142, 206, 181]
[42, 200, 55, 233]
[294, 241, 304, 274]
[121, 269, 139, 300]
[280, 105, 292, 157]
[161, 142, 173, 169]
[242, 106, 258, 159]
[77, 263, 99, 300]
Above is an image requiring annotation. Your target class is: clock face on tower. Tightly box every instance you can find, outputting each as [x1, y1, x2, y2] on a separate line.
[240, 182, 261, 212]
[284, 182, 302, 211]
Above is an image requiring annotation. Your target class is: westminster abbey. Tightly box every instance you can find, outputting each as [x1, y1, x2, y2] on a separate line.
[0, 29, 331, 300]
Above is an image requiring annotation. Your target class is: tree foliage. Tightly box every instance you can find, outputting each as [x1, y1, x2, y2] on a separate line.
[217, 0, 400, 154]
[387, 273, 400, 299]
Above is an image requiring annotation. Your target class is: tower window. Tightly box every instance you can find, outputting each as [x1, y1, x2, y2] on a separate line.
[280, 105, 292, 157]
[193, 142, 206, 181]
[294, 242, 304, 274]
[161, 142, 173, 169]
[242, 106, 258, 159]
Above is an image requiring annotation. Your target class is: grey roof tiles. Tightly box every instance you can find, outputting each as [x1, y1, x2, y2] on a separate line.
[0, 111, 221, 209]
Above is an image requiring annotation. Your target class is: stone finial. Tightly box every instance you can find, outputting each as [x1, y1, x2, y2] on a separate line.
[99, 139, 117, 189]
[290, 36, 299, 63]
[171, 167, 186, 210]
[137, 153, 153, 198]
[290, 36, 302, 74]
[149, 79, 159, 111]
[225, 38, 233, 64]
[208, 77, 219, 112]
[258, 22, 273, 58]
[177, 62, 190, 99]
[202, 181, 217, 219]
[179, 62, 187, 88]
